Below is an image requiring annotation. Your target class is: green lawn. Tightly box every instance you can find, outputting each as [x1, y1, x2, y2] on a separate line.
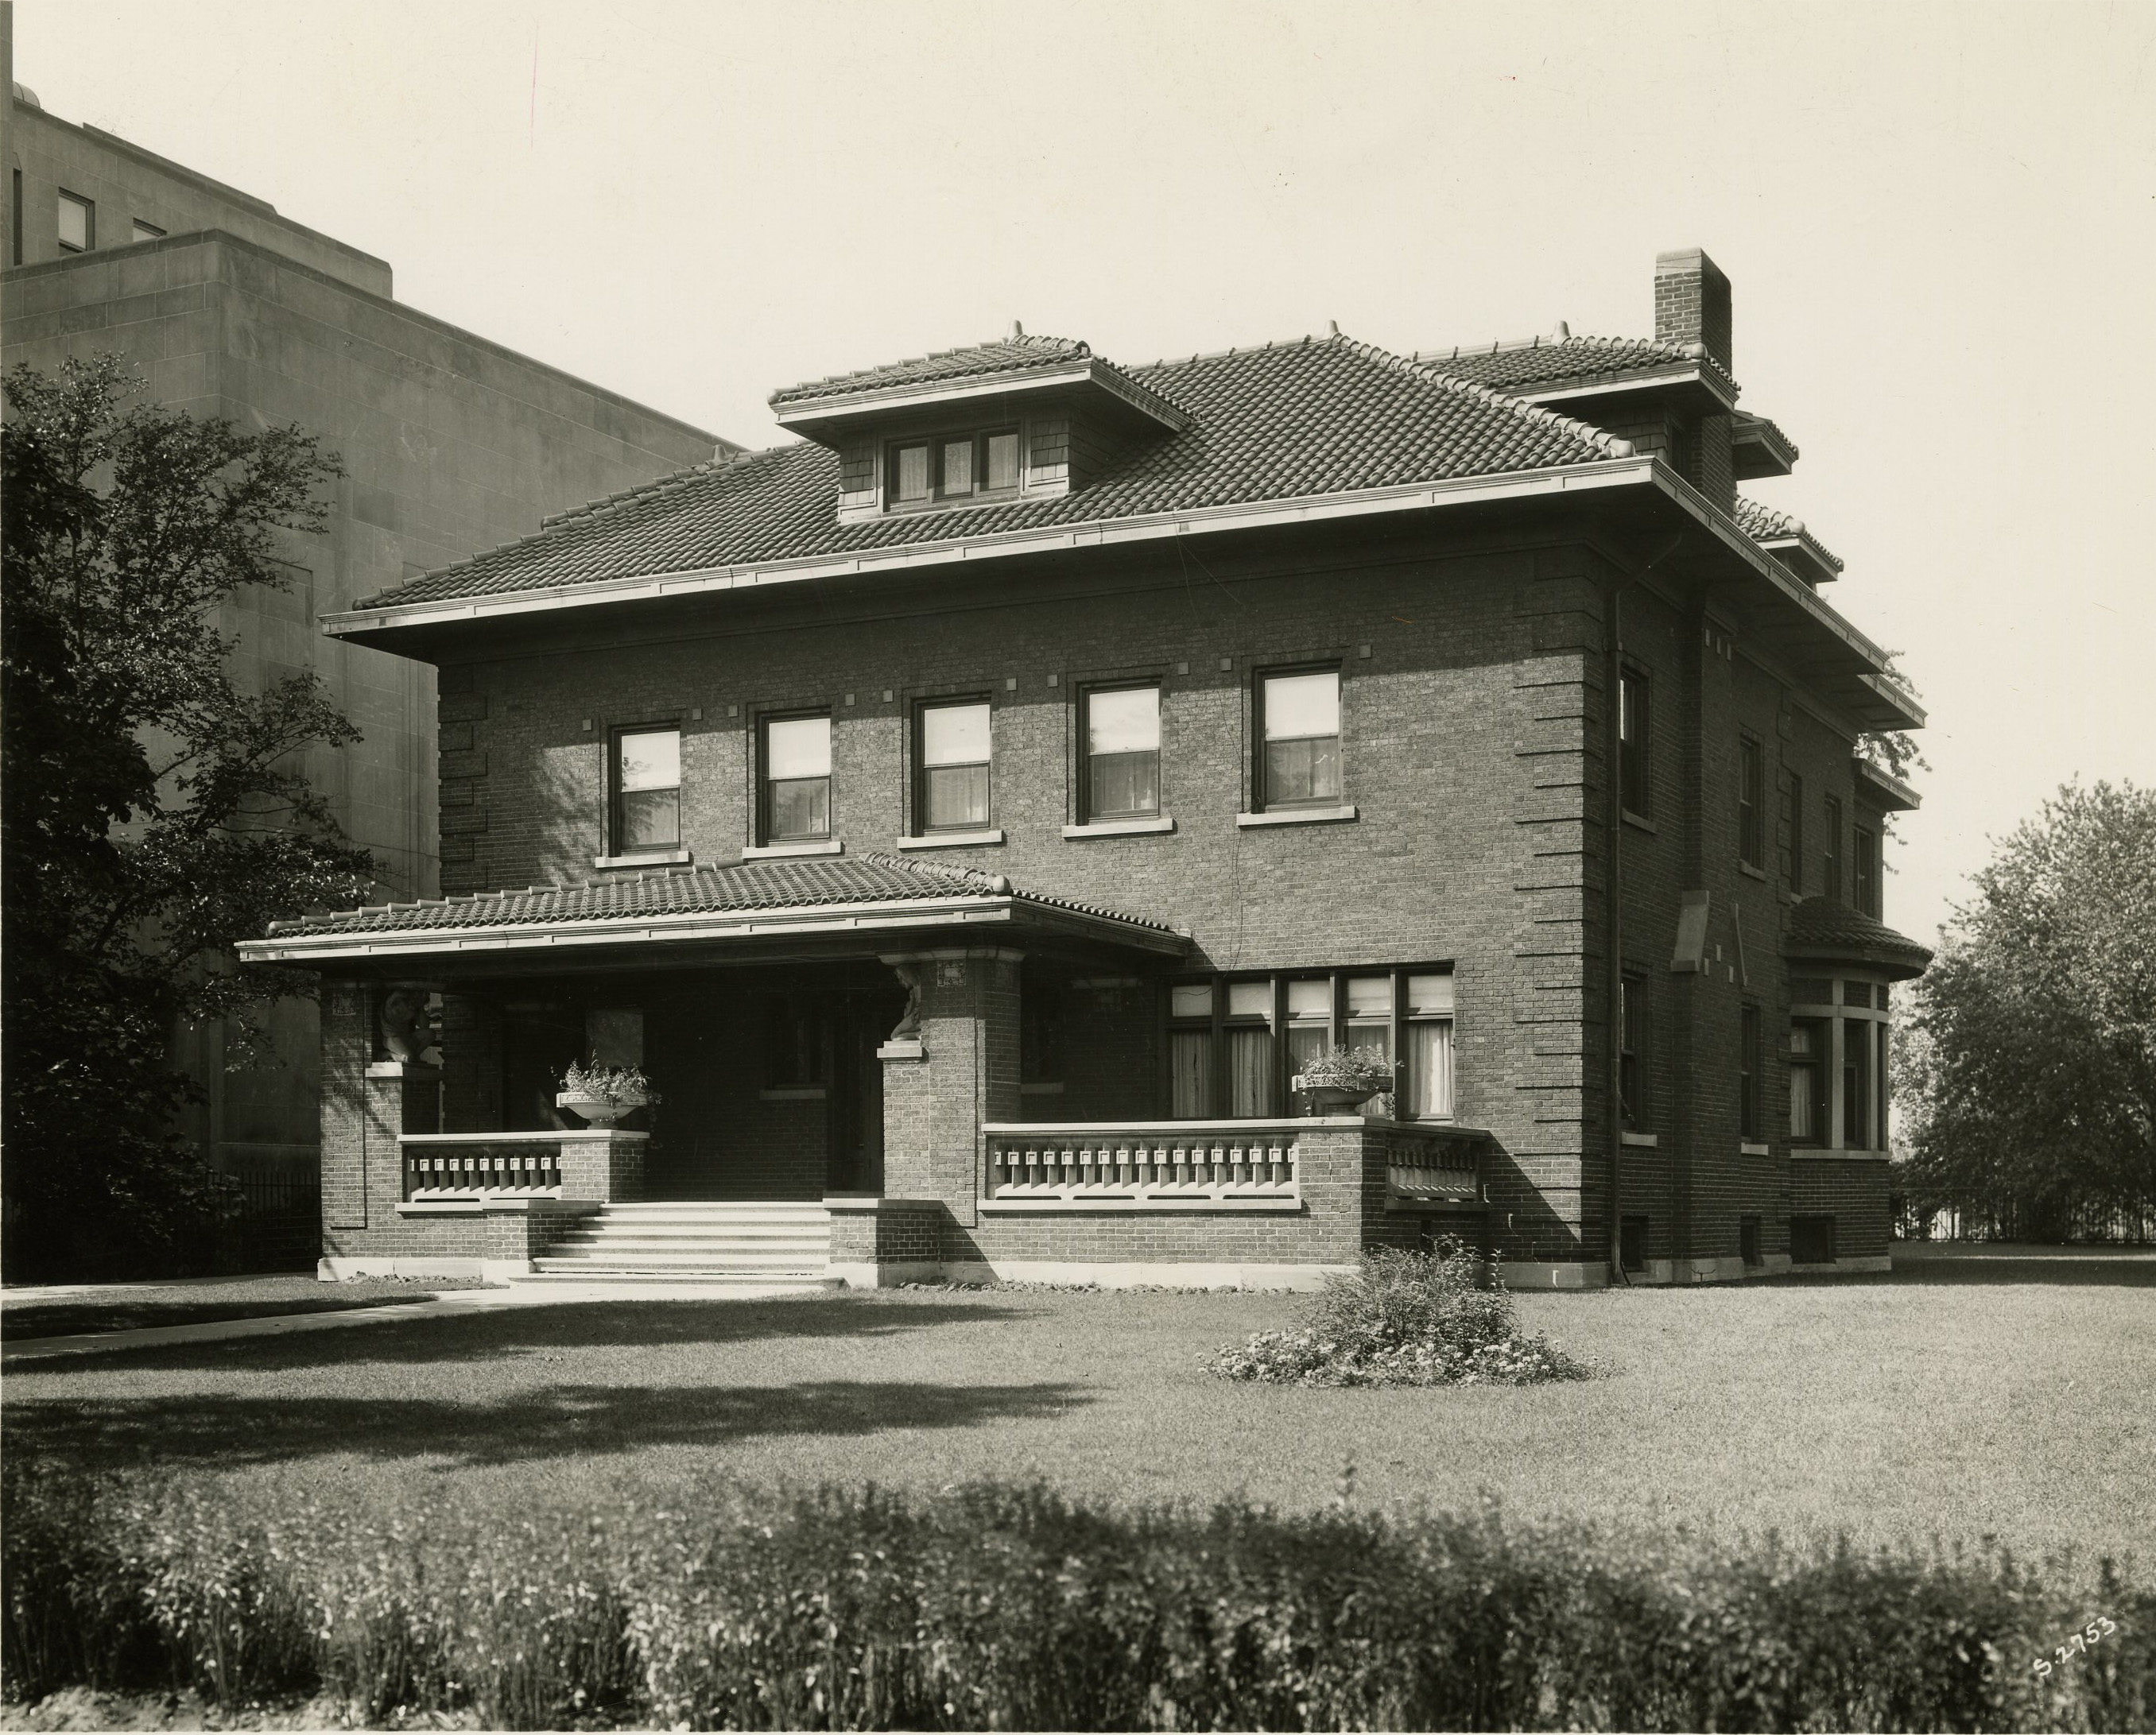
[5, 1250, 2150, 1560]
[0, 1275, 483, 1343]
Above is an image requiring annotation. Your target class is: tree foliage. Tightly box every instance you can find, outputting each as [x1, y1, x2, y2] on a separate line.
[2, 354, 374, 1278]
[1856, 651, 1927, 787]
[1895, 780, 2156, 1232]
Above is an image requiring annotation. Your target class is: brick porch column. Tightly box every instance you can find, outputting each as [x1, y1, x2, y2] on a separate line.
[877, 947, 1022, 1230]
[320, 980, 440, 1248]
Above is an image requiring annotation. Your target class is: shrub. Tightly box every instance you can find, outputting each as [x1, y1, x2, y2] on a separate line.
[1205, 1242, 1592, 1386]
[6, 1460, 2153, 1730]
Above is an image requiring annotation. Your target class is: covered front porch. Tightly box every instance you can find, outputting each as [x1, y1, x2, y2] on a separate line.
[241, 854, 1488, 1286]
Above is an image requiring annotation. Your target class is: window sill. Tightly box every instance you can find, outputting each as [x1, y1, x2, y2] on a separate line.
[592, 848, 691, 869]
[1063, 815, 1176, 838]
[1621, 809, 1658, 835]
[1739, 1141, 1772, 1156]
[894, 829, 1004, 850]
[1738, 862, 1769, 882]
[1235, 804, 1358, 828]
[1620, 1131, 1659, 1148]
[741, 839, 843, 859]
[759, 1087, 826, 1102]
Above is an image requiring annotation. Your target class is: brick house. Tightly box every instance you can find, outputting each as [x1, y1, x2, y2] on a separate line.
[238, 247, 1931, 1290]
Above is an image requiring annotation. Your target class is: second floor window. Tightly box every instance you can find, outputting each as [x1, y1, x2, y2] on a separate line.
[918, 699, 991, 832]
[1824, 796, 1844, 900]
[57, 191, 93, 253]
[1258, 668, 1341, 810]
[888, 428, 1021, 506]
[1854, 824, 1879, 916]
[1084, 684, 1161, 819]
[1738, 735, 1765, 868]
[612, 727, 680, 853]
[762, 713, 832, 842]
[1619, 668, 1650, 817]
[1785, 772, 1805, 894]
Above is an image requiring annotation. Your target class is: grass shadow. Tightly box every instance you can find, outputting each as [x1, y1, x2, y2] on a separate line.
[4, 1375, 1092, 1470]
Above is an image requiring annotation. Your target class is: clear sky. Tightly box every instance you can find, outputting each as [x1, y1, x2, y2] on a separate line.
[17, 1, 2155, 945]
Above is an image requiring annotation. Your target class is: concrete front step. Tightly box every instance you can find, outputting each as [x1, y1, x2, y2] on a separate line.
[519, 1199, 832, 1283]
[539, 1245, 824, 1264]
[514, 1271, 836, 1290]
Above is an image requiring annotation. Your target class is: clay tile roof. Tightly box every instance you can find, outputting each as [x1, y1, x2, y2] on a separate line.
[266, 851, 1178, 940]
[1414, 333, 1738, 399]
[1783, 897, 1933, 980]
[354, 335, 1634, 613]
[770, 333, 1094, 408]
[1734, 493, 1845, 574]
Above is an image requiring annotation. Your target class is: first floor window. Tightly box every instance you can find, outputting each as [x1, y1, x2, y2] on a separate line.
[1084, 684, 1161, 819]
[1283, 978, 1332, 1084]
[762, 713, 832, 842]
[1168, 982, 1214, 1118]
[1877, 1021, 1892, 1152]
[918, 699, 990, 831]
[1345, 975, 1393, 1065]
[1022, 977, 1065, 1085]
[1739, 1003, 1762, 1140]
[612, 726, 681, 853]
[1619, 668, 1650, 817]
[1789, 1019, 1827, 1144]
[57, 189, 92, 252]
[1258, 668, 1341, 809]
[1405, 974, 1455, 1120]
[1619, 973, 1647, 1129]
[1224, 981, 1274, 1117]
[1843, 1016, 1871, 1147]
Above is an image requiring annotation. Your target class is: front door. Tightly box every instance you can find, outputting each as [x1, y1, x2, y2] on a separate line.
[825, 983, 901, 1195]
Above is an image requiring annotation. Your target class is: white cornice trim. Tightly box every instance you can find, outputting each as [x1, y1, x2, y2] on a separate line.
[235, 892, 1185, 966]
[321, 457, 1658, 637]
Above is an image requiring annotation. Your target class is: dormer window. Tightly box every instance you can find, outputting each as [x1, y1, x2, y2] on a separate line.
[887, 428, 1020, 508]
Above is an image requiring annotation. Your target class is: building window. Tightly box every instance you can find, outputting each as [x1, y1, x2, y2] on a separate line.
[1021, 978, 1065, 1086]
[1619, 973, 1647, 1129]
[1404, 973, 1455, 1121]
[1785, 771, 1805, 894]
[1083, 684, 1161, 820]
[131, 218, 165, 242]
[56, 190, 94, 253]
[917, 699, 990, 832]
[1823, 796, 1844, 901]
[11, 169, 22, 265]
[886, 428, 1021, 507]
[1739, 1002, 1762, 1140]
[1790, 1214, 1836, 1264]
[1877, 1021, 1892, 1152]
[763, 994, 828, 1089]
[1168, 982, 1215, 1118]
[1843, 1014, 1871, 1147]
[1739, 1214, 1762, 1268]
[1788, 1019, 1827, 1144]
[1619, 1215, 1649, 1274]
[1738, 734, 1765, 868]
[611, 726, 681, 854]
[1619, 668, 1650, 817]
[1854, 824, 1879, 917]
[1281, 978, 1330, 1094]
[1224, 981, 1276, 1117]
[761, 713, 832, 843]
[1258, 668, 1341, 810]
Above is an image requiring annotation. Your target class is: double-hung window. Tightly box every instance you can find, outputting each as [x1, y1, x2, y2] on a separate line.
[1167, 983, 1215, 1119]
[917, 700, 991, 832]
[1843, 1009, 1871, 1147]
[1785, 772, 1805, 894]
[1853, 825, 1879, 917]
[1619, 973, 1647, 1129]
[1404, 974, 1456, 1120]
[1619, 668, 1650, 817]
[1223, 982, 1275, 1117]
[1258, 668, 1341, 810]
[762, 714, 832, 843]
[611, 727, 681, 854]
[1739, 1003, 1762, 1141]
[887, 428, 1021, 507]
[1283, 979, 1332, 1084]
[1083, 684, 1161, 819]
[1738, 735, 1765, 869]
[1788, 1019, 1827, 1144]
[1823, 797, 1844, 901]
[57, 190, 93, 253]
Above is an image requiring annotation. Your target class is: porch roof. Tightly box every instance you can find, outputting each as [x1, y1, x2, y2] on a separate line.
[237, 852, 1188, 970]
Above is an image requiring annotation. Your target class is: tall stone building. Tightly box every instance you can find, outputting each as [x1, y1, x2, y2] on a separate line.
[2, 6, 734, 1197]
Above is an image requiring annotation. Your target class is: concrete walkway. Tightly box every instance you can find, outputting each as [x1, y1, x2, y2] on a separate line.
[0, 1280, 833, 1363]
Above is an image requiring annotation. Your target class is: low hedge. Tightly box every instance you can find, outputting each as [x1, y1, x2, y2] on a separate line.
[4, 1461, 2150, 1730]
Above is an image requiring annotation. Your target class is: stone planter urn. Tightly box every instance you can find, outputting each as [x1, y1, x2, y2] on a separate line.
[1293, 1079, 1382, 1114]
[555, 1091, 645, 1129]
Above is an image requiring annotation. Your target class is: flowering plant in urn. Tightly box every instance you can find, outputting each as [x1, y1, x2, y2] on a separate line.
[556, 1061, 659, 1127]
[1292, 1046, 1395, 1110]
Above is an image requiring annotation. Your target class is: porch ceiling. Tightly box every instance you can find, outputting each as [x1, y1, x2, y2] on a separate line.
[236, 851, 1189, 974]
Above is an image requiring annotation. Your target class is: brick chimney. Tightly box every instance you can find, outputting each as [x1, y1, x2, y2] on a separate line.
[1654, 248, 1732, 374]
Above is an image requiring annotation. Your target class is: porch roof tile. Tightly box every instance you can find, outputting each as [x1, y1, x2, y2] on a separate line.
[266, 851, 1178, 941]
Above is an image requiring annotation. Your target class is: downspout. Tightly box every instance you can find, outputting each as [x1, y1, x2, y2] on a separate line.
[1605, 532, 1686, 1286]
